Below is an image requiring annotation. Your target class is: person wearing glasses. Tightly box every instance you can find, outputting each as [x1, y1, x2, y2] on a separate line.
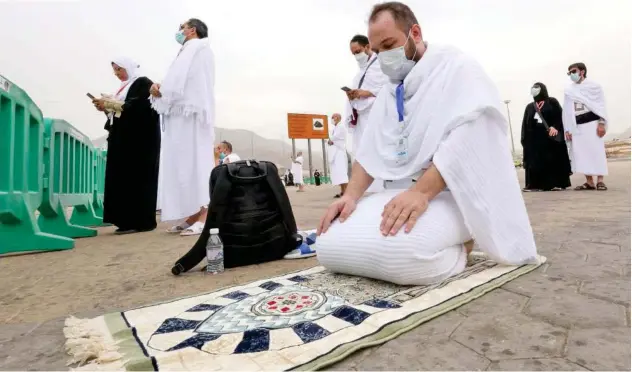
[562, 62, 609, 191]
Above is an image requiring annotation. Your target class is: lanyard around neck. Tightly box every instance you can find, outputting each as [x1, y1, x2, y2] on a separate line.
[396, 82, 405, 122]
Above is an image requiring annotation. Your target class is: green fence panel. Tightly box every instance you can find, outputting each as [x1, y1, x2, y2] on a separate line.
[0, 75, 73, 254]
[37, 118, 99, 237]
[91, 149, 107, 220]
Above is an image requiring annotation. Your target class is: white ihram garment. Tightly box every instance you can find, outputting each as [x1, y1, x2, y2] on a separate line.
[158, 115, 214, 221]
[152, 38, 216, 221]
[291, 156, 304, 185]
[562, 80, 608, 176]
[318, 44, 538, 285]
[344, 53, 388, 193]
[328, 124, 349, 186]
[223, 153, 241, 164]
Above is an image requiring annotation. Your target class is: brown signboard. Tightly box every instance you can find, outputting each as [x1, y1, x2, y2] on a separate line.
[287, 113, 329, 139]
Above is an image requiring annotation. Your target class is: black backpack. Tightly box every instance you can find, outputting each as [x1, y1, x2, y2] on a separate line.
[171, 160, 301, 275]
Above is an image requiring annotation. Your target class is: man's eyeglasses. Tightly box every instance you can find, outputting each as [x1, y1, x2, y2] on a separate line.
[567, 69, 579, 76]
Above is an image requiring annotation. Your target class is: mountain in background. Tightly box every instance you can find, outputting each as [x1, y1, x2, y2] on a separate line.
[92, 125, 631, 172]
[92, 127, 327, 175]
[606, 126, 631, 141]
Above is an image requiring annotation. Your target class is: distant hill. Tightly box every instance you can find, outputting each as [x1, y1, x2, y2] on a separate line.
[92, 127, 327, 176]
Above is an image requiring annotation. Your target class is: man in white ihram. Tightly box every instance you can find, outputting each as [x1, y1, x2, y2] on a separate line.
[218, 140, 240, 164]
[150, 18, 215, 236]
[562, 62, 609, 191]
[327, 113, 349, 198]
[345, 34, 388, 193]
[291, 152, 305, 192]
[317, 2, 539, 286]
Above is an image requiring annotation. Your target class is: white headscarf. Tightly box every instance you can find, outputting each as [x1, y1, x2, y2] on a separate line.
[111, 56, 140, 100]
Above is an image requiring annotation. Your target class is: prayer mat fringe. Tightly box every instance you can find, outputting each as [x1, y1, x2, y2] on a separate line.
[64, 316, 123, 369]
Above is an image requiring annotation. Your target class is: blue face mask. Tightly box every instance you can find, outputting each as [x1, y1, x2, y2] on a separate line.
[175, 30, 186, 45]
[569, 72, 581, 83]
[219, 152, 226, 160]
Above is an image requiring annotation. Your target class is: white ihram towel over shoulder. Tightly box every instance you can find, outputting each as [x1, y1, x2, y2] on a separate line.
[562, 79, 608, 134]
[356, 43, 538, 265]
[150, 38, 215, 124]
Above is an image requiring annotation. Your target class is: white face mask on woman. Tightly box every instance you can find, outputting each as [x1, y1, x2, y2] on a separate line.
[378, 31, 417, 82]
[531, 86, 541, 97]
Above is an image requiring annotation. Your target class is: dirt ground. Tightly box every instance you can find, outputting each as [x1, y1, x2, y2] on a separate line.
[0, 185, 334, 325]
[1, 161, 630, 371]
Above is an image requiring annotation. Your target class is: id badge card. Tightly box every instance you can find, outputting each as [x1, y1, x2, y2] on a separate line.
[534, 112, 542, 123]
[395, 137, 409, 164]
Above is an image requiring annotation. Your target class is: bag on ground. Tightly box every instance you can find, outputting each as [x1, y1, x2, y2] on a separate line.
[172, 160, 301, 275]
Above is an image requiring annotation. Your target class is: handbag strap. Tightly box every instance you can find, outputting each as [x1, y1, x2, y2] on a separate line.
[533, 101, 564, 142]
[533, 101, 551, 131]
[357, 54, 378, 89]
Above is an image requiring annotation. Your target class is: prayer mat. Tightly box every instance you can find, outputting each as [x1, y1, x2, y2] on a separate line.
[64, 252, 545, 371]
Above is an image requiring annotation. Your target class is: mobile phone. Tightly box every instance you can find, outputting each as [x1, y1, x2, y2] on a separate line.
[341, 86, 351, 92]
[87, 93, 95, 100]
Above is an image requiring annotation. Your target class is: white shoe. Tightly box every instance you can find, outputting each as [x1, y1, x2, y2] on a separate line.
[180, 221, 204, 236]
[166, 222, 189, 234]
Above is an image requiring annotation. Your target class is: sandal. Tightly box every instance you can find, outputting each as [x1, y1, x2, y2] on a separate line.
[574, 183, 596, 191]
[166, 223, 189, 234]
[180, 221, 205, 236]
[596, 182, 608, 191]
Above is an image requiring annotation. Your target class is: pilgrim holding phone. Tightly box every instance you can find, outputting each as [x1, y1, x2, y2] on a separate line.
[343, 34, 388, 193]
[91, 92, 124, 118]
[97, 57, 161, 235]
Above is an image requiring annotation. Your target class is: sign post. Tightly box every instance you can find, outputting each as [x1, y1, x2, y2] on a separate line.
[321, 139, 328, 179]
[307, 139, 313, 182]
[287, 113, 329, 185]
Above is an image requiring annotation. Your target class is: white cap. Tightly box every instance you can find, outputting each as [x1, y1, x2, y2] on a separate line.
[209, 228, 219, 234]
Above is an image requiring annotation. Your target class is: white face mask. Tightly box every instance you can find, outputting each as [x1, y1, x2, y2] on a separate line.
[354, 52, 369, 67]
[531, 87, 541, 97]
[378, 31, 417, 82]
[569, 72, 581, 83]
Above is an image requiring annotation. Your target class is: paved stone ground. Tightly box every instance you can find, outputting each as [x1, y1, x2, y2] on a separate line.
[0, 161, 629, 371]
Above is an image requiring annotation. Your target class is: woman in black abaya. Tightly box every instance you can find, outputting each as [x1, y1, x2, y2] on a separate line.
[521, 82, 572, 191]
[94, 57, 160, 233]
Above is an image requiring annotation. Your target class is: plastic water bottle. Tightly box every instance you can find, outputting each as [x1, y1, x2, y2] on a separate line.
[206, 228, 224, 274]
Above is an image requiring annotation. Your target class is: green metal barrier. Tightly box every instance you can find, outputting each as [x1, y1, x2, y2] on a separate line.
[91, 149, 107, 219]
[302, 176, 331, 185]
[0, 75, 74, 254]
[83, 149, 111, 226]
[37, 118, 100, 238]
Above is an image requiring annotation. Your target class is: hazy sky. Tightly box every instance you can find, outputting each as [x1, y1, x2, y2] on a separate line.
[1, 0, 630, 149]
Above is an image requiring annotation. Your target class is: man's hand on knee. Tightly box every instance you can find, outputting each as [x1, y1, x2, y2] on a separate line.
[317, 196, 357, 235]
[380, 190, 429, 236]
